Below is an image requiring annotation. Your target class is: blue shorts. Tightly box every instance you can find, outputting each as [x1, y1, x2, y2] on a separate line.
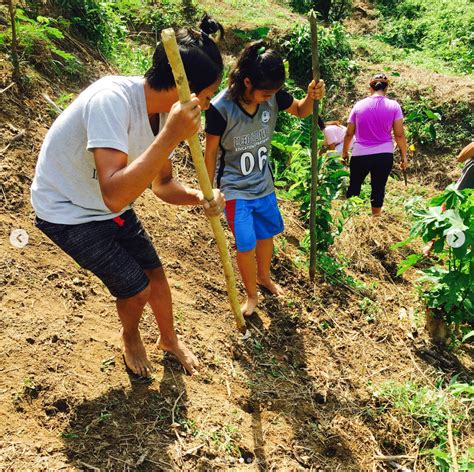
[35, 209, 162, 299]
[225, 193, 284, 252]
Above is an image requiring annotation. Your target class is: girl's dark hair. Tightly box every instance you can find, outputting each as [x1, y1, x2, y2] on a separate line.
[228, 40, 285, 102]
[145, 14, 224, 94]
[318, 117, 325, 130]
[369, 73, 389, 91]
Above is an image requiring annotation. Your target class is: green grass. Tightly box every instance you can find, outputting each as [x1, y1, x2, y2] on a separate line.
[197, 0, 300, 30]
[349, 35, 461, 76]
[374, 0, 473, 74]
[372, 379, 473, 470]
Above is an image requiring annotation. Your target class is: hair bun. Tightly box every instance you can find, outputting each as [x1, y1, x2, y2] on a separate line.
[200, 13, 224, 41]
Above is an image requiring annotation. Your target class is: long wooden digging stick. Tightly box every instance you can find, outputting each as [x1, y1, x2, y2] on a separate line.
[309, 11, 321, 283]
[161, 29, 246, 333]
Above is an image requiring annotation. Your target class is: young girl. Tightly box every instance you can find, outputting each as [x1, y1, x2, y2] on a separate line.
[205, 41, 325, 316]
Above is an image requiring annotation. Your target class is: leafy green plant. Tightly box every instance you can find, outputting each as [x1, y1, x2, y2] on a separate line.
[2, 8, 83, 76]
[403, 97, 441, 145]
[49, 0, 126, 58]
[232, 26, 269, 42]
[394, 186, 473, 334]
[281, 22, 358, 91]
[375, 0, 473, 73]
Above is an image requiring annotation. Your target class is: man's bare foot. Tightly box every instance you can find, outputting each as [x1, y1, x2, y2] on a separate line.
[257, 277, 285, 297]
[158, 337, 200, 375]
[121, 329, 153, 378]
[241, 293, 258, 317]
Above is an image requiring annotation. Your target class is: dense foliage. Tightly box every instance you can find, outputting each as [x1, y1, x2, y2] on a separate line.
[375, 0, 473, 73]
[281, 22, 358, 92]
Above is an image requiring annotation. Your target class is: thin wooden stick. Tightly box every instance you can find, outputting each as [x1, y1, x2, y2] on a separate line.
[309, 11, 321, 282]
[161, 29, 246, 333]
[447, 416, 459, 472]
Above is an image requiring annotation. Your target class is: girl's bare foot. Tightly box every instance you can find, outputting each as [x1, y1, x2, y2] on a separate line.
[257, 277, 285, 297]
[157, 337, 200, 375]
[121, 329, 153, 378]
[241, 293, 258, 317]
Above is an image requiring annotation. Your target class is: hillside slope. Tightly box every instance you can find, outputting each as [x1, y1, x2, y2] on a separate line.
[1, 1, 472, 470]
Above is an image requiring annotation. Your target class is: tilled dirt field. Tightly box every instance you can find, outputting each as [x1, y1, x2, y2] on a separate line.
[1, 64, 473, 471]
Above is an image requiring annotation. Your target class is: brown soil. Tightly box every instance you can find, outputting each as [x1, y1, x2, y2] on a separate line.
[1, 38, 473, 472]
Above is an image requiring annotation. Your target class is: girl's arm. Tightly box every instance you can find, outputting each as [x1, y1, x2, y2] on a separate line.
[342, 122, 355, 164]
[205, 133, 221, 183]
[393, 119, 408, 170]
[284, 80, 325, 118]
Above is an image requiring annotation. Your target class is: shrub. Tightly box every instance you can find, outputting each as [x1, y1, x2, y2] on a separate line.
[281, 22, 358, 92]
[394, 187, 473, 337]
[1, 7, 83, 77]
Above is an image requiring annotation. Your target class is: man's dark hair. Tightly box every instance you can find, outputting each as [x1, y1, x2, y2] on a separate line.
[145, 15, 224, 94]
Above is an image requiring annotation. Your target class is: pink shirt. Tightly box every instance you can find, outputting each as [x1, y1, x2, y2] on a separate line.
[323, 125, 353, 153]
[348, 95, 403, 156]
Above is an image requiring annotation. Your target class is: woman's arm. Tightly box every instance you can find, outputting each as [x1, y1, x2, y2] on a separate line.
[151, 158, 224, 217]
[204, 133, 221, 183]
[342, 122, 355, 164]
[284, 80, 325, 118]
[393, 118, 408, 170]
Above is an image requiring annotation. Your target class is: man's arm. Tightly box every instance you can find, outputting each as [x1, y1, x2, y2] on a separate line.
[93, 97, 201, 213]
[151, 158, 224, 217]
[457, 142, 474, 163]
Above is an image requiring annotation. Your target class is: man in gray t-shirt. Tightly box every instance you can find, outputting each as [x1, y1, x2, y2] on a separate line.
[31, 25, 225, 380]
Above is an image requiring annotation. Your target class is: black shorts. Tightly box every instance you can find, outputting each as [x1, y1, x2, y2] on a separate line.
[36, 209, 162, 299]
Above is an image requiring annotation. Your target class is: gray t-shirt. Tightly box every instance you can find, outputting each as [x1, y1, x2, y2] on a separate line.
[205, 88, 290, 201]
[31, 76, 168, 224]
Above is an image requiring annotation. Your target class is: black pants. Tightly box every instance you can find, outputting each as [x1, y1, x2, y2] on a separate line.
[347, 153, 393, 208]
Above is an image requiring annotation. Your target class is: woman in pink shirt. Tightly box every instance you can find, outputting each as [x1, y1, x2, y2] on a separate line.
[342, 73, 408, 216]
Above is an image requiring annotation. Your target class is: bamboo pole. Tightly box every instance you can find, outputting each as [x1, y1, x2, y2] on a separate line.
[309, 11, 321, 282]
[161, 29, 246, 333]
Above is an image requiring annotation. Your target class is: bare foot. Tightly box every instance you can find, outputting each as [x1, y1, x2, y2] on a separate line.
[121, 329, 153, 378]
[241, 293, 258, 317]
[158, 337, 200, 375]
[257, 277, 285, 297]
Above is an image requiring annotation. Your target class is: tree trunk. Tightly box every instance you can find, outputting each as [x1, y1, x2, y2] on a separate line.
[7, 0, 20, 83]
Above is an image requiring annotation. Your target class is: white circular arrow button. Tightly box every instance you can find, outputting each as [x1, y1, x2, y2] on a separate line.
[10, 228, 29, 248]
[446, 230, 465, 249]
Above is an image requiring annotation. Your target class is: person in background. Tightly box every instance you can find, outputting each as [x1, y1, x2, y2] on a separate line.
[454, 141, 474, 191]
[318, 117, 352, 154]
[342, 73, 408, 217]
